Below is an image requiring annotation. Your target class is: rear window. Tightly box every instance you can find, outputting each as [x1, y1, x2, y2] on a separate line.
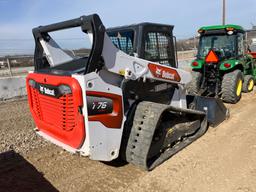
[49, 27, 92, 56]
[107, 30, 134, 55]
[39, 27, 92, 73]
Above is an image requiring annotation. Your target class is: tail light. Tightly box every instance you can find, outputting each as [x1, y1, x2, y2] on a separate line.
[224, 63, 231, 68]
[226, 27, 234, 31]
[192, 61, 199, 67]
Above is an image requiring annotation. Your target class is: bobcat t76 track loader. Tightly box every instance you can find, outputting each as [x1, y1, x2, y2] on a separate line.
[26, 14, 227, 170]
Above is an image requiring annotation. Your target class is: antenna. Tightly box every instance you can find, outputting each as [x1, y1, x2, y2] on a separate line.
[222, 0, 226, 25]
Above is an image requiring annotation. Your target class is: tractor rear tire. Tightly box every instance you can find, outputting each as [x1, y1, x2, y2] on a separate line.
[186, 71, 202, 95]
[242, 75, 254, 93]
[221, 70, 243, 104]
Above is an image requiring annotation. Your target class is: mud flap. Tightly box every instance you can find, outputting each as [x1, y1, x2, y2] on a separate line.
[187, 95, 228, 127]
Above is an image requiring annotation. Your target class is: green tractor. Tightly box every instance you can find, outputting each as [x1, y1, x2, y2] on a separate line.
[187, 25, 256, 104]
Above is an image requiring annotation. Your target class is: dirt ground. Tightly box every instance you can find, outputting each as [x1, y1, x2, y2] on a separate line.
[0, 92, 256, 192]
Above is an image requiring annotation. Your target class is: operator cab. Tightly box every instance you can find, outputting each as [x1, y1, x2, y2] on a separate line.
[107, 23, 177, 67]
[197, 25, 245, 60]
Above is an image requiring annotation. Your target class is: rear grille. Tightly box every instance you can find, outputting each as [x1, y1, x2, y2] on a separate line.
[30, 87, 76, 132]
[27, 73, 85, 148]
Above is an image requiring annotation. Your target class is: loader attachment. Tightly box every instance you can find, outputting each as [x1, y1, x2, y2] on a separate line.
[187, 95, 229, 127]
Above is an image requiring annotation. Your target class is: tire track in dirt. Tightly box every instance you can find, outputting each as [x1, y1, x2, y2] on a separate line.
[124, 92, 256, 192]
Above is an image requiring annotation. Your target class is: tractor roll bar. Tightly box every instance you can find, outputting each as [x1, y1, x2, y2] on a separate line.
[32, 14, 106, 74]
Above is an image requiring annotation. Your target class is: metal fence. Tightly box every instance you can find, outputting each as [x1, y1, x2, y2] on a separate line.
[0, 50, 196, 78]
[0, 56, 34, 77]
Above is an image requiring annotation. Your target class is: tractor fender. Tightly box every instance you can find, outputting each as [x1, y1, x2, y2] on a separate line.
[220, 60, 244, 73]
[190, 59, 204, 70]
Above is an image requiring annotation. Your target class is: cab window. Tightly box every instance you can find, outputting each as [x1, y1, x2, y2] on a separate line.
[108, 30, 134, 55]
[144, 32, 174, 66]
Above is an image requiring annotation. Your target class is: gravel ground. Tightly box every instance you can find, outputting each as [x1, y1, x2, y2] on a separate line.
[0, 99, 50, 155]
[0, 93, 256, 192]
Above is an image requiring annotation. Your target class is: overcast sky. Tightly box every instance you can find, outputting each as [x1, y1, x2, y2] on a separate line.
[0, 0, 256, 55]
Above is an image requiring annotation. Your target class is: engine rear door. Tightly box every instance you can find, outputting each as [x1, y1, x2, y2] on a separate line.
[26, 73, 85, 149]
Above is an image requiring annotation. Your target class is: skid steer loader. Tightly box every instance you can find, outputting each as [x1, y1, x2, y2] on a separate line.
[26, 14, 227, 170]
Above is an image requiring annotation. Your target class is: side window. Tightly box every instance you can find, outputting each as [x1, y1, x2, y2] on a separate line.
[145, 32, 174, 66]
[237, 33, 245, 56]
[108, 30, 134, 55]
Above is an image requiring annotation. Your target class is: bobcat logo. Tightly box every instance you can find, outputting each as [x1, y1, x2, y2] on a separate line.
[40, 86, 44, 92]
[148, 63, 181, 82]
[156, 67, 162, 76]
[39, 85, 55, 96]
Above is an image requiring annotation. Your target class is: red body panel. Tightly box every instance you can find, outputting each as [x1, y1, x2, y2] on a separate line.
[87, 91, 123, 128]
[26, 73, 85, 149]
[148, 63, 181, 82]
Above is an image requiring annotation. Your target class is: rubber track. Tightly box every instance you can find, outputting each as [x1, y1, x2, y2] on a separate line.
[126, 101, 207, 171]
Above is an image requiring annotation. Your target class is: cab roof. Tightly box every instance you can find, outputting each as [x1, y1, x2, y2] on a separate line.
[107, 22, 174, 32]
[199, 24, 244, 32]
